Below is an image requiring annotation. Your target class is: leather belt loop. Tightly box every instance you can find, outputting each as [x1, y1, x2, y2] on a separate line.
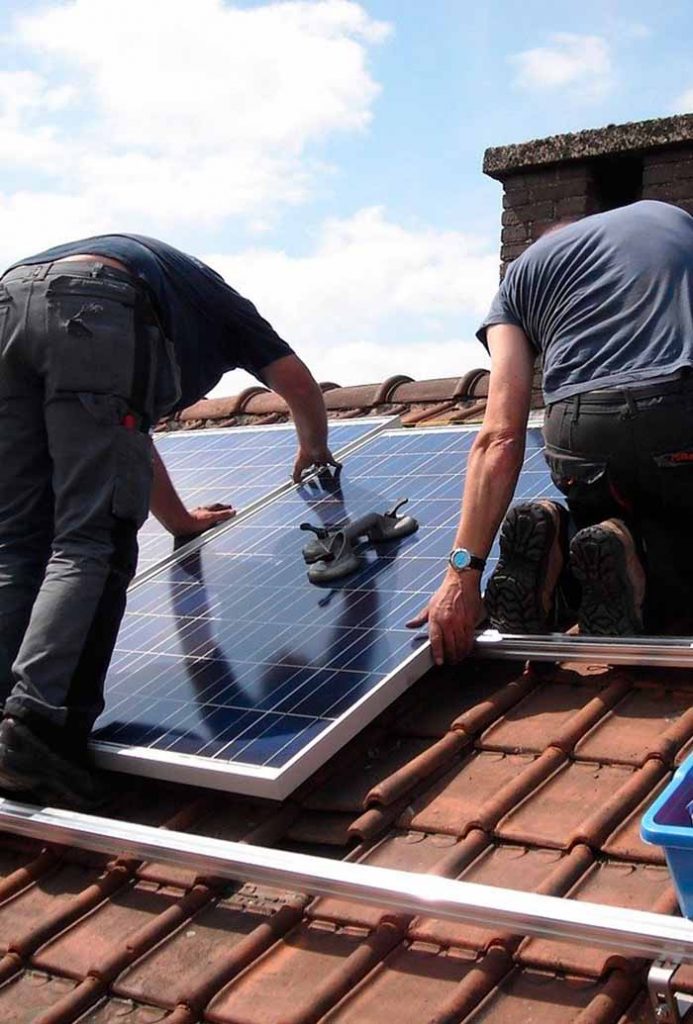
[571, 392, 581, 425]
[624, 390, 637, 417]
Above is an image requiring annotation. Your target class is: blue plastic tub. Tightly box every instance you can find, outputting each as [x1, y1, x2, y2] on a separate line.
[642, 755, 693, 918]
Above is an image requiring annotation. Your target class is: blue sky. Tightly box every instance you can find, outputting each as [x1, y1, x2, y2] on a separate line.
[1, 0, 691, 392]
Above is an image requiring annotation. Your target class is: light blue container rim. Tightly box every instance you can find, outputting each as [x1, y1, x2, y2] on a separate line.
[641, 754, 693, 849]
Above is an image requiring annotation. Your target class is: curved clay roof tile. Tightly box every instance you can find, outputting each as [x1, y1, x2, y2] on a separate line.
[373, 374, 415, 406]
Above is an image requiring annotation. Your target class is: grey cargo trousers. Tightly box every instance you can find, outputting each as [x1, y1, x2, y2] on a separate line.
[0, 260, 175, 749]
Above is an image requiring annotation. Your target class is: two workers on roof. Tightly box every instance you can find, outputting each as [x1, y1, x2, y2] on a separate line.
[411, 199, 693, 664]
[1, 199, 692, 806]
[0, 235, 338, 806]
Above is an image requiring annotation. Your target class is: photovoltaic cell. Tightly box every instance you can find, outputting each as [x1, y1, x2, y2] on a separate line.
[94, 426, 560, 797]
[137, 420, 387, 573]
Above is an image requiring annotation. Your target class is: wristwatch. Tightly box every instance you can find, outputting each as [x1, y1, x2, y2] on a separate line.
[448, 547, 486, 573]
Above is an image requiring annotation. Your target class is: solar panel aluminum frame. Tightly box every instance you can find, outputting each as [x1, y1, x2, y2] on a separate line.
[94, 640, 433, 799]
[136, 416, 399, 585]
[2, 797, 693, 965]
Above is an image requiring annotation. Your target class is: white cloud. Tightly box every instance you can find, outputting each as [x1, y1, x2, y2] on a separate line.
[0, 0, 389, 251]
[204, 206, 496, 390]
[510, 33, 612, 100]
[0, 70, 74, 167]
[672, 89, 693, 114]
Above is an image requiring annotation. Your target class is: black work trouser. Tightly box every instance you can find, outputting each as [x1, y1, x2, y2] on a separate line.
[543, 375, 693, 632]
[0, 260, 176, 749]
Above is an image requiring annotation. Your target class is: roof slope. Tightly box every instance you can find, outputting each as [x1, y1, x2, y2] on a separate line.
[0, 378, 683, 1024]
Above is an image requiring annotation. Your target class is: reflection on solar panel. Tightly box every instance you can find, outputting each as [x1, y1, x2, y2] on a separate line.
[94, 427, 559, 798]
[137, 420, 390, 573]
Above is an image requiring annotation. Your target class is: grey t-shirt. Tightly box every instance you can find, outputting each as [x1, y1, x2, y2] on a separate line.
[477, 201, 693, 404]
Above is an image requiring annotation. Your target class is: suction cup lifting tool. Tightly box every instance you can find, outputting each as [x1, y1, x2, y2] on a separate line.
[300, 498, 419, 584]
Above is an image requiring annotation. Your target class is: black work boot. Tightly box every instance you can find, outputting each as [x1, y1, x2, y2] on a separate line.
[484, 499, 569, 634]
[0, 717, 109, 811]
[569, 518, 646, 636]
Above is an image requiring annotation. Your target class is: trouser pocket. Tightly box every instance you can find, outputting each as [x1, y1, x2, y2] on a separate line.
[73, 392, 153, 529]
[46, 276, 138, 398]
[543, 444, 629, 524]
[113, 425, 153, 528]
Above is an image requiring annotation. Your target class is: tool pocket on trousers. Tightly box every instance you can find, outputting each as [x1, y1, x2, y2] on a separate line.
[47, 277, 137, 398]
[544, 446, 621, 514]
[652, 450, 693, 515]
[113, 426, 153, 528]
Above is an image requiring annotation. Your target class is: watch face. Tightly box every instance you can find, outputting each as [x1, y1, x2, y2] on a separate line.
[451, 548, 471, 570]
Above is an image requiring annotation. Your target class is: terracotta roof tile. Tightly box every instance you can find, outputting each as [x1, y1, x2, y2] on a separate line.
[573, 685, 693, 766]
[0, 970, 77, 1023]
[410, 843, 593, 953]
[205, 921, 402, 1024]
[283, 811, 358, 854]
[393, 662, 526, 739]
[519, 861, 678, 976]
[0, 862, 131, 960]
[457, 967, 641, 1024]
[160, 371, 494, 432]
[322, 945, 512, 1024]
[496, 758, 667, 849]
[302, 736, 441, 813]
[308, 830, 484, 930]
[72, 998, 172, 1023]
[479, 676, 631, 755]
[399, 748, 565, 837]
[601, 776, 671, 865]
[450, 668, 540, 738]
[136, 795, 279, 888]
[32, 880, 191, 979]
[113, 892, 305, 1012]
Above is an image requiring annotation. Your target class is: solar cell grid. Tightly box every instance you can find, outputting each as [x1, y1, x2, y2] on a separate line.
[95, 426, 560, 796]
[137, 420, 385, 573]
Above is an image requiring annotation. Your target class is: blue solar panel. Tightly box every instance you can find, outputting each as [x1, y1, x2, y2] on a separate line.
[137, 420, 387, 573]
[94, 426, 559, 797]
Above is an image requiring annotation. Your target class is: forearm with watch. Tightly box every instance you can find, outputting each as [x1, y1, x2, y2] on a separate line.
[408, 323, 536, 664]
[446, 430, 526, 587]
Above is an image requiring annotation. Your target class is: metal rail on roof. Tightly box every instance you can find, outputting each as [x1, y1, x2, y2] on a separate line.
[2, 797, 693, 964]
[474, 629, 693, 667]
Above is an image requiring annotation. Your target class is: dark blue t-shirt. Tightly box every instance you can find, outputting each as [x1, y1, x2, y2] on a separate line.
[7, 233, 293, 411]
[477, 201, 693, 404]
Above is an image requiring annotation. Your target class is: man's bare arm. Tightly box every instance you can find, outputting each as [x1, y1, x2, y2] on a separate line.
[150, 446, 235, 536]
[261, 354, 339, 482]
[407, 324, 536, 663]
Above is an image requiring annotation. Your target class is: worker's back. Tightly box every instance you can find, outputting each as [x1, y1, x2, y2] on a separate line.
[6, 234, 292, 411]
[477, 200, 693, 403]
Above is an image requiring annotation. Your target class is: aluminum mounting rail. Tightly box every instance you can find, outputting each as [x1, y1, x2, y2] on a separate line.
[474, 629, 693, 668]
[2, 797, 693, 964]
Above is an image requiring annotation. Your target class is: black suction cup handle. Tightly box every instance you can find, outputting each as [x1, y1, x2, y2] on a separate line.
[385, 497, 409, 519]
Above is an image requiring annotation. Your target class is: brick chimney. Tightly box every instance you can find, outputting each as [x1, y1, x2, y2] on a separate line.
[483, 112, 693, 274]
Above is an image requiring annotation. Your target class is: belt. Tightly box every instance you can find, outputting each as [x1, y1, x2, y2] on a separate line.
[556, 373, 693, 406]
[3, 257, 136, 288]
